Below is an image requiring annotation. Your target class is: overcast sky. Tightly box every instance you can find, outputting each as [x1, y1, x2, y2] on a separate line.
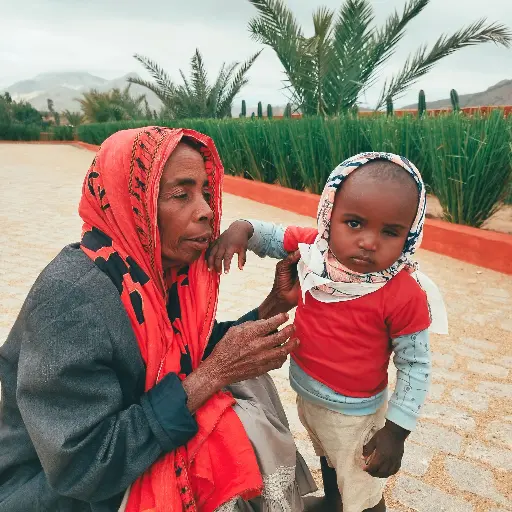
[1, 0, 511, 107]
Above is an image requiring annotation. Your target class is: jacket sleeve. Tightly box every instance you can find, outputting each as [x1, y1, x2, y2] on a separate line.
[245, 220, 318, 258]
[246, 219, 288, 259]
[387, 329, 431, 431]
[16, 290, 198, 503]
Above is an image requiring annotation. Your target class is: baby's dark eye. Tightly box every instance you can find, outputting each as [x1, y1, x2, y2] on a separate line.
[383, 229, 399, 237]
[346, 220, 361, 229]
[174, 192, 188, 200]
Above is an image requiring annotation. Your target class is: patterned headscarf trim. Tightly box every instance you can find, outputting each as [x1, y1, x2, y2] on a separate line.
[299, 152, 426, 300]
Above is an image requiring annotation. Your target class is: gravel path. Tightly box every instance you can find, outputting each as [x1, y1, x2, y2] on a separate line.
[1, 144, 511, 512]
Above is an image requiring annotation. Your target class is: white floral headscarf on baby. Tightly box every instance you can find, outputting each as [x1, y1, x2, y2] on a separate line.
[298, 151, 449, 334]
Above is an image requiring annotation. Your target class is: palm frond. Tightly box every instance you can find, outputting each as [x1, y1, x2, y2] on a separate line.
[131, 54, 176, 104]
[312, 6, 335, 40]
[248, 0, 303, 42]
[310, 7, 335, 115]
[248, 0, 306, 101]
[190, 49, 210, 116]
[209, 63, 229, 117]
[376, 19, 512, 108]
[127, 76, 173, 105]
[217, 50, 262, 117]
[323, 0, 375, 114]
[179, 69, 193, 96]
[370, 0, 429, 69]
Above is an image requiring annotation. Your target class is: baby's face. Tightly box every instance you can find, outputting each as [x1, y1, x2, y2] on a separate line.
[329, 172, 418, 274]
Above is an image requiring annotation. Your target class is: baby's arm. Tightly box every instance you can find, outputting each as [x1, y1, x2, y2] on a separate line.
[207, 219, 317, 273]
[362, 329, 431, 478]
[247, 220, 318, 258]
[247, 220, 288, 259]
[387, 330, 431, 431]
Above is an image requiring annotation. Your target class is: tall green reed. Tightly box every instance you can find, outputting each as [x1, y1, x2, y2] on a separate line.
[78, 114, 512, 227]
[419, 111, 511, 226]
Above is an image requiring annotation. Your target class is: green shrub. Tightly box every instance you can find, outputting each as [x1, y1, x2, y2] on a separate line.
[450, 89, 460, 112]
[51, 125, 74, 141]
[77, 114, 512, 226]
[386, 97, 394, 117]
[0, 123, 41, 140]
[418, 90, 426, 118]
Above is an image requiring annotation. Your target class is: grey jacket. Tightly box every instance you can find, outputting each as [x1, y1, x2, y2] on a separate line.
[0, 244, 256, 512]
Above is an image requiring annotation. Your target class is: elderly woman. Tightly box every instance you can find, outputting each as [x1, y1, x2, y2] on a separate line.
[0, 127, 316, 512]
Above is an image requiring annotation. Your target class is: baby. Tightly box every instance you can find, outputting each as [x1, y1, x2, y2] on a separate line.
[209, 152, 447, 512]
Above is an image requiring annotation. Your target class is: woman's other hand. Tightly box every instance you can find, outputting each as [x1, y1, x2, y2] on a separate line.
[183, 313, 299, 412]
[258, 251, 301, 319]
[206, 220, 254, 274]
[209, 313, 299, 387]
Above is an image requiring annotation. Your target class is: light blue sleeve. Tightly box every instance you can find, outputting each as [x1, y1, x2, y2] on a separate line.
[245, 219, 288, 259]
[386, 329, 431, 431]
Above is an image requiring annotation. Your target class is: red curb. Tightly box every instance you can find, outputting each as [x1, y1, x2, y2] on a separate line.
[224, 175, 319, 218]
[72, 141, 101, 152]
[422, 219, 512, 274]
[47, 141, 512, 275]
[0, 140, 72, 144]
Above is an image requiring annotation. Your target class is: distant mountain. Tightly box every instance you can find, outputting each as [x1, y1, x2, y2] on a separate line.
[2, 71, 162, 112]
[6, 72, 107, 96]
[400, 79, 512, 109]
[3, 71, 278, 117]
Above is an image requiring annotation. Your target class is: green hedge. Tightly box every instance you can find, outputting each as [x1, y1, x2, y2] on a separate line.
[0, 123, 41, 141]
[77, 114, 512, 227]
[0, 124, 74, 141]
[50, 125, 74, 141]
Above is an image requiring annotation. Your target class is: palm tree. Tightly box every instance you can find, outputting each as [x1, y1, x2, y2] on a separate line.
[248, 0, 511, 115]
[77, 85, 147, 123]
[63, 110, 84, 127]
[129, 49, 261, 119]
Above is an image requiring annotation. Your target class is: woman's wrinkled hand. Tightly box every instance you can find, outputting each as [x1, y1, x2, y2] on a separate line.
[206, 220, 254, 274]
[184, 313, 299, 413]
[207, 313, 299, 390]
[272, 250, 301, 309]
[258, 251, 301, 319]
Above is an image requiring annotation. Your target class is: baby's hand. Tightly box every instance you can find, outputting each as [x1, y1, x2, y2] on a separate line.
[207, 221, 254, 274]
[361, 421, 408, 478]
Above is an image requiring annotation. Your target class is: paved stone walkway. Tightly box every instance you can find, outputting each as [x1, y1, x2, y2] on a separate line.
[1, 144, 511, 512]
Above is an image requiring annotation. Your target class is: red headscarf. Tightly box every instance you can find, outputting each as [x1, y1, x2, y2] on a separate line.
[79, 127, 262, 511]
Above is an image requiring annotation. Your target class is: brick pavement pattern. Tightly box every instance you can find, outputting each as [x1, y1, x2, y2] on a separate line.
[1, 144, 511, 511]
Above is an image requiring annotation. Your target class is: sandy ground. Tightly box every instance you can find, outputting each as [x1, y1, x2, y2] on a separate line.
[0, 144, 511, 512]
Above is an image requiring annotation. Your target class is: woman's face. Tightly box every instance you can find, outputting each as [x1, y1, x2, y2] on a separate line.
[157, 142, 214, 269]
